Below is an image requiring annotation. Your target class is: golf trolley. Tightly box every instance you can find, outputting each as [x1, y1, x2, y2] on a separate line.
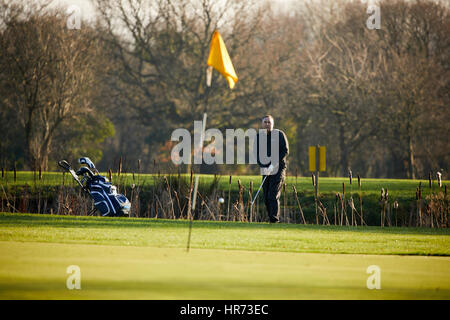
[58, 157, 131, 217]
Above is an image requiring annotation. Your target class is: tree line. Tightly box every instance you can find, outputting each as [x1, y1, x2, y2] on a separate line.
[0, 0, 448, 179]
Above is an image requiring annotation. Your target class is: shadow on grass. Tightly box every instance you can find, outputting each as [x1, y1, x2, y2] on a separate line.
[1, 274, 449, 300]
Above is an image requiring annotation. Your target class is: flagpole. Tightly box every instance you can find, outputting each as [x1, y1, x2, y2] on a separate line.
[187, 30, 237, 252]
[187, 112, 207, 252]
[187, 59, 212, 250]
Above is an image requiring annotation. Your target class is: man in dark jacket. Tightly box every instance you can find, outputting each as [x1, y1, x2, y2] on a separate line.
[255, 115, 289, 223]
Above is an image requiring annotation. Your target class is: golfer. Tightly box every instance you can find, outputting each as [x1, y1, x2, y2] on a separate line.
[255, 115, 289, 223]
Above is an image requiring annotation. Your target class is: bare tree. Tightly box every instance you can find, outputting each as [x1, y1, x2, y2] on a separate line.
[0, 3, 108, 169]
[375, 0, 450, 178]
[93, 0, 284, 171]
[287, 0, 449, 178]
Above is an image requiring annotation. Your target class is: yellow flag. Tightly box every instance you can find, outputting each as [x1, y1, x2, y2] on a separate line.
[207, 30, 238, 89]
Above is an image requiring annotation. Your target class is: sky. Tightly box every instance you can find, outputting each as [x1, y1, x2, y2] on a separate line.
[51, 0, 301, 21]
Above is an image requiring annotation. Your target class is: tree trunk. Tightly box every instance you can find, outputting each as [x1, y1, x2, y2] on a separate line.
[405, 115, 416, 179]
[339, 122, 348, 177]
[408, 135, 416, 179]
[25, 113, 36, 170]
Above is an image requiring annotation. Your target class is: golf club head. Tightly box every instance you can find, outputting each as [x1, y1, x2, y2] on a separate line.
[58, 160, 71, 171]
[79, 157, 96, 170]
[76, 166, 95, 178]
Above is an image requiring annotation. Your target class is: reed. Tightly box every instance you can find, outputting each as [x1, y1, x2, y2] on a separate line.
[227, 175, 232, 221]
[292, 185, 306, 224]
[312, 173, 318, 224]
[348, 169, 355, 226]
[237, 179, 245, 222]
[187, 170, 194, 220]
[283, 182, 287, 223]
[2, 168, 448, 228]
[249, 181, 253, 222]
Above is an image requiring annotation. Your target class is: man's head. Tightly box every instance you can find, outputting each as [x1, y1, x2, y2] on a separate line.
[261, 115, 274, 132]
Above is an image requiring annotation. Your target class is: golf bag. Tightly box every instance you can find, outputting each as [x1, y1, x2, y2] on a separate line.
[58, 157, 131, 217]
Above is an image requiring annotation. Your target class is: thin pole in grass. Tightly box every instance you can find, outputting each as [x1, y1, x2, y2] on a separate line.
[197, 191, 215, 220]
[187, 112, 207, 252]
[358, 174, 364, 225]
[415, 187, 419, 227]
[1, 184, 18, 213]
[312, 173, 318, 224]
[137, 159, 141, 186]
[436, 172, 443, 227]
[437, 173, 443, 228]
[249, 181, 253, 222]
[334, 194, 338, 225]
[341, 183, 348, 226]
[187, 173, 199, 252]
[283, 182, 287, 223]
[393, 200, 399, 227]
[237, 179, 244, 222]
[380, 188, 384, 227]
[380, 188, 389, 227]
[337, 193, 342, 225]
[385, 188, 391, 227]
[164, 176, 175, 219]
[419, 182, 423, 226]
[177, 167, 181, 207]
[445, 185, 448, 227]
[256, 189, 260, 222]
[417, 183, 423, 227]
[187, 169, 194, 220]
[173, 190, 183, 219]
[293, 185, 306, 224]
[349, 169, 354, 226]
[227, 175, 232, 221]
[318, 201, 330, 225]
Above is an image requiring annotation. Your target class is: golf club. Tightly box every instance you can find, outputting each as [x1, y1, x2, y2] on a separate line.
[251, 175, 268, 206]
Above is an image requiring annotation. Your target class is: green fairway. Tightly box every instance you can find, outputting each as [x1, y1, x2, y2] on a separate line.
[2, 171, 447, 199]
[0, 213, 449, 299]
[1, 241, 449, 300]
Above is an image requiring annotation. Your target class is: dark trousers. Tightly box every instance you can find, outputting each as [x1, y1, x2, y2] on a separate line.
[262, 169, 285, 223]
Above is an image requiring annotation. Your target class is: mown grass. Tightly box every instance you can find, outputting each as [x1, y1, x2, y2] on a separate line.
[0, 213, 449, 299]
[1, 213, 448, 255]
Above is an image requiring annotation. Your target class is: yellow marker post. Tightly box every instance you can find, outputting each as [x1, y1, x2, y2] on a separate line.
[309, 146, 316, 172]
[319, 146, 326, 172]
[309, 146, 326, 173]
[309, 145, 326, 224]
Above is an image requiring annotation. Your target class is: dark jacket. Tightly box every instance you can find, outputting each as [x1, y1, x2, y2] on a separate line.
[255, 129, 289, 172]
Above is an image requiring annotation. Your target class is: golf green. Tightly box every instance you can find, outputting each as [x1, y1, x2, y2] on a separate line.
[0, 213, 449, 299]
